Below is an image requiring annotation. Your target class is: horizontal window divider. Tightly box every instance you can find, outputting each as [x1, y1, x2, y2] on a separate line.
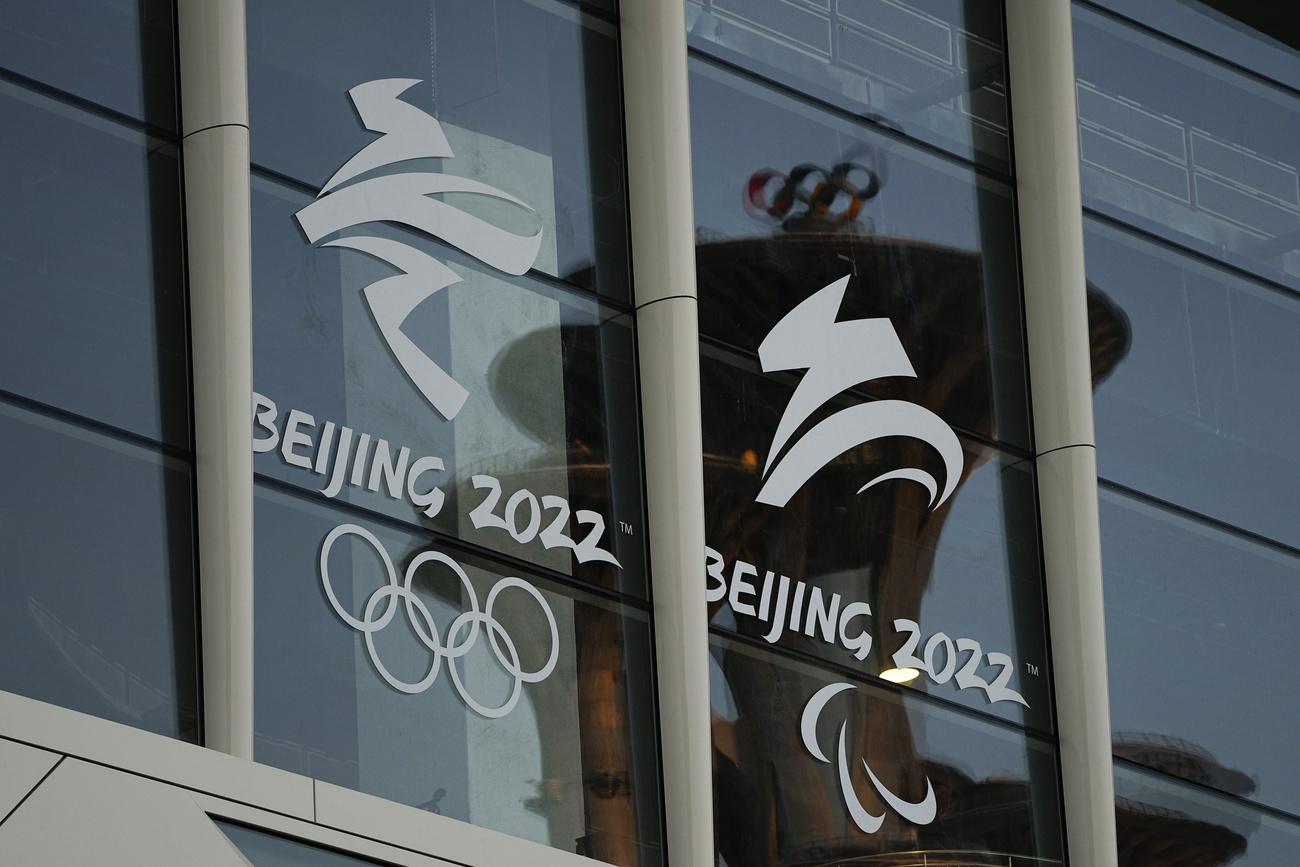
[1097, 477, 1300, 561]
[1074, 0, 1300, 104]
[0, 65, 181, 143]
[1083, 208, 1300, 305]
[249, 164, 636, 314]
[708, 624, 1057, 743]
[1113, 754, 1300, 827]
[685, 49, 1016, 184]
[1000, 452, 1037, 476]
[249, 163, 317, 197]
[0, 388, 194, 461]
[252, 472, 652, 612]
[561, 0, 619, 27]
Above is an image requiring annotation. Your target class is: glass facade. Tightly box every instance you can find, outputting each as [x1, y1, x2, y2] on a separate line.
[1076, 5, 1300, 293]
[247, 0, 629, 301]
[3, 2, 1300, 867]
[690, 6, 1061, 863]
[245, 1, 660, 863]
[712, 637, 1061, 866]
[0, 0, 178, 130]
[219, 822, 401, 867]
[1076, 0, 1300, 861]
[0, 3, 197, 740]
[686, 0, 1011, 171]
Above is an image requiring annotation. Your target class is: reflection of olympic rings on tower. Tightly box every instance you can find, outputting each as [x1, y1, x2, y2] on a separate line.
[745, 154, 887, 231]
[319, 524, 559, 719]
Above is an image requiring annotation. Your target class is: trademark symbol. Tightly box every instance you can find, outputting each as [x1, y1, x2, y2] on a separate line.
[619, 521, 634, 535]
[1025, 662, 1039, 676]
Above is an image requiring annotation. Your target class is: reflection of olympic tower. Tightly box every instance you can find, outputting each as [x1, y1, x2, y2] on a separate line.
[693, 158, 1133, 863]
[483, 156, 1137, 867]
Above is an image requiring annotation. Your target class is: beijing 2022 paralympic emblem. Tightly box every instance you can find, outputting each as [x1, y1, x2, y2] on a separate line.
[760, 277, 972, 830]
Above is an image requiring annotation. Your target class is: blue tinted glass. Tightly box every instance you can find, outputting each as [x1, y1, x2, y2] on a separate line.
[687, 0, 1009, 171]
[0, 0, 176, 129]
[1075, 5, 1300, 293]
[1115, 764, 1300, 867]
[711, 635, 1063, 867]
[254, 484, 663, 866]
[691, 58, 1030, 451]
[1102, 487, 1300, 816]
[0, 80, 188, 446]
[218, 823, 393, 867]
[1085, 0, 1300, 94]
[1087, 217, 1300, 548]
[0, 400, 197, 741]
[247, 0, 628, 301]
[251, 173, 646, 598]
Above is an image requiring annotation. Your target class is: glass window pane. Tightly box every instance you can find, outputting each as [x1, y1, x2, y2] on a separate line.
[1084, 0, 1300, 94]
[1087, 217, 1300, 548]
[218, 822, 395, 867]
[691, 57, 1030, 451]
[252, 173, 646, 598]
[702, 345, 1050, 730]
[0, 0, 176, 129]
[687, 0, 1010, 171]
[1075, 5, 1300, 293]
[1102, 487, 1300, 816]
[711, 635, 1063, 867]
[0, 79, 188, 446]
[253, 484, 662, 866]
[1114, 764, 1300, 867]
[0, 400, 197, 740]
[247, 0, 629, 301]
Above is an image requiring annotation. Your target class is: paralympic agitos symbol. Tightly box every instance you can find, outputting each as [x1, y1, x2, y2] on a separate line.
[802, 683, 937, 833]
[756, 275, 964, 509]
[296, 78, 544, 421]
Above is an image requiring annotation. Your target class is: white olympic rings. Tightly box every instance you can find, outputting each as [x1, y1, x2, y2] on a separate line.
[319, 523, 560, 718]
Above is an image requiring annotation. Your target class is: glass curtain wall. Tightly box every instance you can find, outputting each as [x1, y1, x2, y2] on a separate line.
[0, 0, 199, 741]
[688, 2, 1066, 864]
[1074, 2, 1300, 864]
[245, 2, 661, 865]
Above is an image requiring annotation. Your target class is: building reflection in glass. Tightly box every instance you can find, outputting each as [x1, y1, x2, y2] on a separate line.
[689, 165, 1132, 862]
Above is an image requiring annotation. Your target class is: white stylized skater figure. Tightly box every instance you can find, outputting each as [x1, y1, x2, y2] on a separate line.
[756, 275, 964, 509]
[296, 79, 544, 421]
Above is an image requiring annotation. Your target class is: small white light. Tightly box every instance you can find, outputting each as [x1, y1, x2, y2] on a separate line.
[879, 667, 921, 684]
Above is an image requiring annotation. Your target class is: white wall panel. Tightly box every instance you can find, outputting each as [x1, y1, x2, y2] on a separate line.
[0, 739, 60, 823]
[0, 758, 248, 866]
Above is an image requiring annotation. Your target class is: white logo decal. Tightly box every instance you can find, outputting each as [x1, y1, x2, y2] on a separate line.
[295, 79, 544, 421]
[320, 524, 559, 718]
[757, 275, 964, 508]
[801, 683, 937, 833]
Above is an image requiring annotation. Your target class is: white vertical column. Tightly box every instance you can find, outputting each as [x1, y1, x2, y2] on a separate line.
[1005, 2, 1117, 866]
[619, 1, 714, 865]
[177, 0, 255, 760]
